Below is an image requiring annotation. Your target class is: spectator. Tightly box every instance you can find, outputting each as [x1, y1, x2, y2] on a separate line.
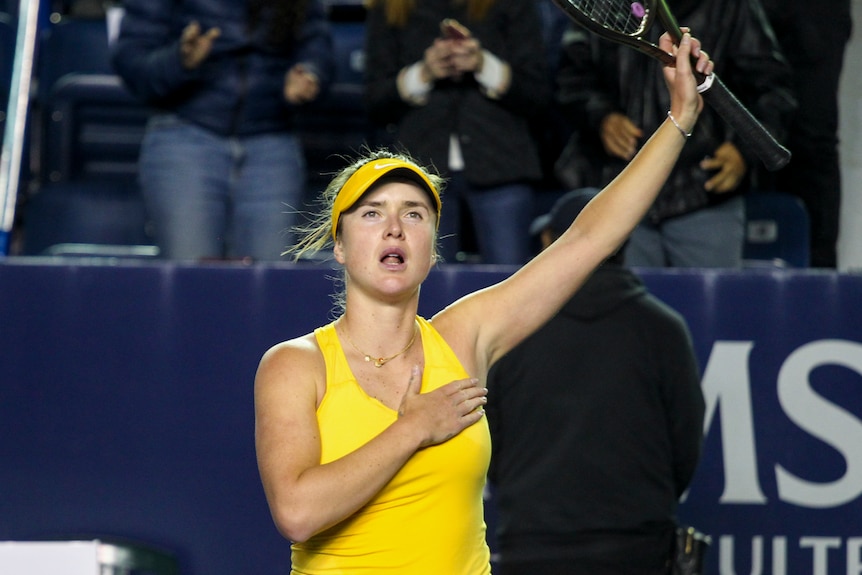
[363, 0, 551, 264]
[556, 0, 796, 268]
[112, 0, 334, 261]
[487, 188, 706, 575]
[761, 0, 852, 268]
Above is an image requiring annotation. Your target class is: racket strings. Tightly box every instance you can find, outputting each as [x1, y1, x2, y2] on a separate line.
[571, 0, 648, 36]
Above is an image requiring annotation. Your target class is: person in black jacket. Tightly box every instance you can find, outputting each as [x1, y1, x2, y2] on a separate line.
[112, 0, 333, 261]
[487, 188, 706, 574]
[760, 0, 852, 268]
[556, 0, 796, 268]
[363, 0, 551, 265]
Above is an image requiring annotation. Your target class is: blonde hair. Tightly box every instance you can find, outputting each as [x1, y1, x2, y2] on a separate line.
[365, 0, 496, 27]
[285, 148, 446, 262]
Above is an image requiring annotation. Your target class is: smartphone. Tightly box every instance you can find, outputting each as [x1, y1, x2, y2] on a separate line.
[440, 18, 470, 40]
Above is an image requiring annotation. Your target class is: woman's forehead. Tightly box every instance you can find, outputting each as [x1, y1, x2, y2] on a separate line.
[356, 180, 435, 206]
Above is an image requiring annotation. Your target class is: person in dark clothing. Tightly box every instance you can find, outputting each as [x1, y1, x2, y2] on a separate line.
[363, 0, 551, 265]
[486, 188, 706, 574]
[112, 0, 334, 261]
[556, 0, 796, 267]
[760, 0, 852, 268]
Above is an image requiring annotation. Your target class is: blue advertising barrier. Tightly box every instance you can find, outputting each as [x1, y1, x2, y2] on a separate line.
[0, 261, 860, 574]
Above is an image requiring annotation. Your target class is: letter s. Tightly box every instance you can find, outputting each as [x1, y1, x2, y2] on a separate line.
[776, 340, 862, 507]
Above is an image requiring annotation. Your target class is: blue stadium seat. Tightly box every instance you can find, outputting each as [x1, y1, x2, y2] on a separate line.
[42, 73, 152, 183]
[20, 179, 153, 256]
[36, 16, 114, 104]
[743, 191, 811, 268]
[36, 15, 154, 184]
[23, 15, 156, 256]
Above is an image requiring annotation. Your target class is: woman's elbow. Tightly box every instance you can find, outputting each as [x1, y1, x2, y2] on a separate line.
[271, 503, 320, 544]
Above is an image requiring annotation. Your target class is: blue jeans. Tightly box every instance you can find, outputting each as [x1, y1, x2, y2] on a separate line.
[624, 195, 745, 268]
[440, 173, 534, 265]
[139, 115, 305, 261]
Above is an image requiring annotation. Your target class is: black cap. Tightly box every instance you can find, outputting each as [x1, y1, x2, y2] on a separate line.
[530, 188, 599, 237]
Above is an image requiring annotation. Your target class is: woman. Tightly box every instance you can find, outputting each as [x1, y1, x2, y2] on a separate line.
[255, 32, 712, 574]
[363, 0, 550, 264]
[112, 0, 333, 261]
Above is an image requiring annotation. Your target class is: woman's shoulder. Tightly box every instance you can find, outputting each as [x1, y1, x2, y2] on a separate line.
[256, 332, 325, 392]
[262, 331, 319, 358]
[255, 332, 329, 420]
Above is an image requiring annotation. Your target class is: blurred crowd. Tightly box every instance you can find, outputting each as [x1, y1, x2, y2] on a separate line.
[5, 0, 852, 267]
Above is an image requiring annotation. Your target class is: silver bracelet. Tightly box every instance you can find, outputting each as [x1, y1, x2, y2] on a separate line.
[667, 111, 692, 138]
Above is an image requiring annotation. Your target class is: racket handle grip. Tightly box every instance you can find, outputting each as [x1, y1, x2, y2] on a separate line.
[699, 73, 791, 171]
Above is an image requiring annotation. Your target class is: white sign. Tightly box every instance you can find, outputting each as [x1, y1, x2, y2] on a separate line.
[0, 541, 100, 575]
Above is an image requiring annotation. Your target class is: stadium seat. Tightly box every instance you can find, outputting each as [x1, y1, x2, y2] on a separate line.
[41, 73, 152, 183]
[22, 14, 156, 256]
[19, 179, 152, 256]
[743, 191, 811, 268]
[36, 15, 152, 184]
[36, 16, 114, 104]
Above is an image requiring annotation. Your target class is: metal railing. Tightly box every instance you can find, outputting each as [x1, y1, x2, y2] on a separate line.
[0, 0, 39, 255]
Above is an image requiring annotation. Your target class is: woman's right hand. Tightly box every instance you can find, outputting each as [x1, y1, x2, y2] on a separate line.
[660, 30, 713, 135]
[397, 366, 487, 447]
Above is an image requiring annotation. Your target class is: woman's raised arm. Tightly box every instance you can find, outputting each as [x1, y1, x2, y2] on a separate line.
[434, 32, 713, 375]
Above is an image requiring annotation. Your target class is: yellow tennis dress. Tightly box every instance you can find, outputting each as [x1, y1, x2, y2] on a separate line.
[290, 316, 492, 574]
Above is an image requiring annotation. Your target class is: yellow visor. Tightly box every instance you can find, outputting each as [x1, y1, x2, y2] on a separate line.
[331, 159, 442, 240]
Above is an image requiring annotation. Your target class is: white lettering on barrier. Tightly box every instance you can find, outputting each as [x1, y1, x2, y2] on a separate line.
[848, 538, 862, 575]
[701, 341, 767, 504]
[702, 339, 862, 507]
[776, 341, 862, 507]
[718, 535, 862, 575]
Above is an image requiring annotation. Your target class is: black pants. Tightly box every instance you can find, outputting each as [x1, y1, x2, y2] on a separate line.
[496, 530, 674, 575]
[497, 557, 670, 575]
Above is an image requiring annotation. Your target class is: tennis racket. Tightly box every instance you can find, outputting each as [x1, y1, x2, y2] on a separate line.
[550, 0, 791, 171]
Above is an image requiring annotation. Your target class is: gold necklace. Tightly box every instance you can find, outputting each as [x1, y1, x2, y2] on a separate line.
[341, 321, 418, 368]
